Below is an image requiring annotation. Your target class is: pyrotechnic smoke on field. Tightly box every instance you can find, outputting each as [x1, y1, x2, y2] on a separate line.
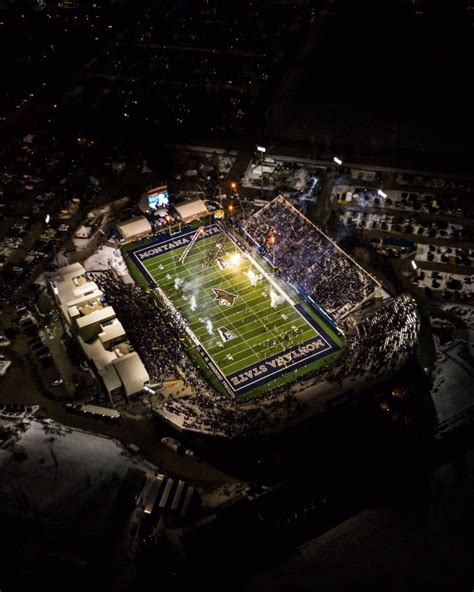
[206, 319, 214, 335]
[190, 294, 197, 311]
[182, 276, 202, 296]
[270, 289, 284, 308]
[247, 269, 258, 286]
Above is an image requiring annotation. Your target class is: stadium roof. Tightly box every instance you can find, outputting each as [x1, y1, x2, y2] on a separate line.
[98, 319, 126, 345]
[75, 306, 116, 330]
[174, 199, 209, 222]
[117, 216, 152, 241]
[112, 352, 149, 397]
[100, 363, 122, 394]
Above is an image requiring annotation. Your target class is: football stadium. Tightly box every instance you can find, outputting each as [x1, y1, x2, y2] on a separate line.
[121, 196, 420, 435]
[127, 223, 342, 397]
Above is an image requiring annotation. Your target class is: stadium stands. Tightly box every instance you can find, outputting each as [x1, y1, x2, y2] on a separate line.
[157, 294, 419, 437]
[243, 196, 379, 320]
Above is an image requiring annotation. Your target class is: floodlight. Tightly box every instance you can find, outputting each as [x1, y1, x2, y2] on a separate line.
[230, 253, 242, 266]
[333, 157, 342, 165]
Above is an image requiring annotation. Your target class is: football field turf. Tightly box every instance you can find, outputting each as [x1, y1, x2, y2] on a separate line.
[128, 225, 342, 396]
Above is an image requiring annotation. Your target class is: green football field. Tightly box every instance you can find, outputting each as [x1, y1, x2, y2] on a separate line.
[129, 225, 342, 396]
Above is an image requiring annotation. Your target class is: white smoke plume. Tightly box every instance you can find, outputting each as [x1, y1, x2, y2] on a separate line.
[190, 294, 197, 311]
[247, 269, 258, 286]
[270, 289, 285, 309]
[182, 276, 202, 295]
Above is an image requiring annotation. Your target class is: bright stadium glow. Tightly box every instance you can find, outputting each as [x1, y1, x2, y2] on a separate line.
[411, 260, 418, 270]
[377, 189, 387, 198]
[230, 253, 242, 266]
[257, 145, 266, 153]
[333, 156, 342, 165]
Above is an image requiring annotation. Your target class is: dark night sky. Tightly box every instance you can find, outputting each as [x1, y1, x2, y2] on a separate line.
[269, 0, 474, 167]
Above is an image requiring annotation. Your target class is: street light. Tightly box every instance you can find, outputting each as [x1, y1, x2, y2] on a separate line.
[144, 385, 156, 411]
[45, 213, 59, 267]
[333, 156, 342, 182]
[257, 145, 266, 199]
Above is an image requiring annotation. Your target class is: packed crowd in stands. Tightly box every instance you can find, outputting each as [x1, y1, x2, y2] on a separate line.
[243, 196, 378, 320]
[94, 269, 418, 437]
[94, 271, 213, 392]
[158, 296, 419, 436]
[320, 294, 419, 385]
[198, 289, 414, 433]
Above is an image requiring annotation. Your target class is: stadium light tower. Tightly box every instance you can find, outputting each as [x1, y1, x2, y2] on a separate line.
[257, 145, 266, 199]
[45, 213, 59, 267]
[230, 181, 245, 220]
[143, 385, 156, 411]
[333, 156, 342, 181]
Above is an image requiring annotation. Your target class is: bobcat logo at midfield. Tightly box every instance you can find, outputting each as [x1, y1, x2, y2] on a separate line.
[212, 288, 237, 307]
[218, 326, 236, 343]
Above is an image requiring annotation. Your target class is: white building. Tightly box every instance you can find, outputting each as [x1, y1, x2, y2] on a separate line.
[51, 264, 149, 405]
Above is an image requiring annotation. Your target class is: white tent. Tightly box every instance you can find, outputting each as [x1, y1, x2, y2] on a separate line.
[174, 199, 209, 222]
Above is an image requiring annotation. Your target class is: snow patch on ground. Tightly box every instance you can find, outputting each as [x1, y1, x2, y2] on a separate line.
[83, 244, 128, 277]
[0, 419, 155, 523]
[430, 305, 474, 425]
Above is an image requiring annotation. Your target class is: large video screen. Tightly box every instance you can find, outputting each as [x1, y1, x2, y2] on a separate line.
[148, 190, 169, 209]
